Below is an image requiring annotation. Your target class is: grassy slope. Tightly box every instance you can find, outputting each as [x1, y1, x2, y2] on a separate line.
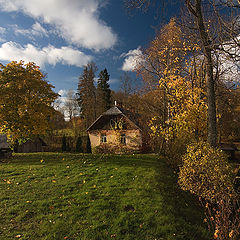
[0, 153, 210, 240]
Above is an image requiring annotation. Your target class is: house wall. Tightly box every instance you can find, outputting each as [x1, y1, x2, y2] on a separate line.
[88, 129, 142, 153]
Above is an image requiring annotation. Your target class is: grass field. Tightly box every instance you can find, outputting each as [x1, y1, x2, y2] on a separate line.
[0, 153, 211, 240]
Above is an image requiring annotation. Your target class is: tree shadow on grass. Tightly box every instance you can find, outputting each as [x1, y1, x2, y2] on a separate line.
[98, 154, 161, 169]
[153, 157, 212, 240]
[100, 154, 212, 240]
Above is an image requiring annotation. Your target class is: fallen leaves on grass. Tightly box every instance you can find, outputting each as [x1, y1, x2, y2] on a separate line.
[3, 179, 12, 184]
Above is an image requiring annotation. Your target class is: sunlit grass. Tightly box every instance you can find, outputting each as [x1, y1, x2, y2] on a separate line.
[0, 153, 210, 240]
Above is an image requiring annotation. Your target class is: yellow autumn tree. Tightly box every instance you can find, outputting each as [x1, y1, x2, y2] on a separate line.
[0, 61, 58, 143]
[137, 18, 207, 165]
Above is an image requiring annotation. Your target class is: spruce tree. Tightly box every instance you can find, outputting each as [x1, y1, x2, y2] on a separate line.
[86, 136, 92, 153]
[96, 68, 111, 116]
[76, 136, 83, 153]
[77, 62, 97, 128]
[61, 135, 67, 152]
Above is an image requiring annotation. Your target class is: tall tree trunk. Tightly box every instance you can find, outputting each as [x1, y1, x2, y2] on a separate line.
[205, 58, 217, 147]
[186, 0, 217, 147]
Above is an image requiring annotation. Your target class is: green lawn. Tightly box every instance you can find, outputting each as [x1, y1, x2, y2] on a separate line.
[0, 153, 210, 240]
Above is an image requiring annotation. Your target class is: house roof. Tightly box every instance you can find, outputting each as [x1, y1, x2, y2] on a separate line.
[87, 106, 141, 131]
[102, 106, 123, 115]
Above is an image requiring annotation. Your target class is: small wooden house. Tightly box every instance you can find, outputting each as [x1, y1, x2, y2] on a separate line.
[15, 138, 47, 153]
[87, 106, 142, 154]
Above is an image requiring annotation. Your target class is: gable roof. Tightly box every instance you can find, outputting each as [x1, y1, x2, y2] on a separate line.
[87, 106, 141, 131]
[102, 106, 123, 115]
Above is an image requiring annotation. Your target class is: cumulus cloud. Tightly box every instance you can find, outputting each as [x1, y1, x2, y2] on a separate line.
[218, 51, 240, 83]
[14, 22, 48, 38]
[0, 0, 117, 50]
[0, 41, 93, 68]
[0, 26, 6, 42]
[0, 26, 6, 34]
[58, 89, 67, 97]
[121, 47, 143, 71]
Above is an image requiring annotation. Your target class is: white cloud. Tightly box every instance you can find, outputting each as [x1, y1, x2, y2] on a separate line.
[14, 22, 48, 37]
[121, 47, 143, 71]
[0, 0, 117, 50]
[215, 36, 240, 83]
[109, 78, 119, 84]
[0, 26, 6, 42]
[0, 41, 93, 68]
[58, 89, 67, 97]
[0, 26, 6, 34]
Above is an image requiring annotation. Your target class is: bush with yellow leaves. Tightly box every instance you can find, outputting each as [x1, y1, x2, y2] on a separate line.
[178, 141, 240, 240]
[178, 141, 235, 200]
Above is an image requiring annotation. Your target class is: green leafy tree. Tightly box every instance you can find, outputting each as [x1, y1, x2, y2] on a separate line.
[96, 68, 111, 116]
[77, 62, 97, 128]
[0, 61, 58, 143]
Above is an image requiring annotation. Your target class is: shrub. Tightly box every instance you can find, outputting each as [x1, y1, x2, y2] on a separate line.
[178, 141, 235, 200]
[165, 137, 191, 169]
[93, 143, 138, 154]
[93, 144, 115, 154]
[178, 141, 240, 240]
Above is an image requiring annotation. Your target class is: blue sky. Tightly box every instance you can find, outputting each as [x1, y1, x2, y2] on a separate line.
[0, 0, 180, 97]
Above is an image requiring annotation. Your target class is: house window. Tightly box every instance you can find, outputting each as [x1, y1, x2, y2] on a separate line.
[101, 134, 107, 143]
[120, 134, 126, 144]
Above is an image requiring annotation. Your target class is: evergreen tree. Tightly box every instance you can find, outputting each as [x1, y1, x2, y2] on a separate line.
[76, 136, 83, 153]
[96, 68, 111, 116]
[77, 62, 97, 128]
[86, 136, 92, 153]
[61, 135, 67, 152]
